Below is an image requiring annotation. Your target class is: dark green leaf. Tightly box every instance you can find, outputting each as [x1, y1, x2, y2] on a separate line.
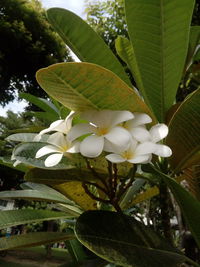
[0, 209, 73, 230]
[0, 232, 74, 250]
[145, 164, 200, 249]
[166, 89, 200, 172]
[75, 210, 187, 267]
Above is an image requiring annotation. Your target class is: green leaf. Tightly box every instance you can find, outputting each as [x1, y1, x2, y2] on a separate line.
[26, 111, 57, 123]
[125, 0, 195, 121]
[6, 133, 48, 143]
[47, 8, 131, 87]
[54, 182, 98, 211]
[0, 156, 27, 173]
[75, 210, 188, 267]
[0, 190, 71, 205]
[19, 92, 59, 115]
[0, 232, 74, 250]
[186, 26, 200, 70]
[0, 209, 73, 230]
[166, 88, 200, 172]
[24, 168, 106, 185]
[115, 36, 142, 96]
[145, 164, 200, 249]
[36, 62, 156, 122]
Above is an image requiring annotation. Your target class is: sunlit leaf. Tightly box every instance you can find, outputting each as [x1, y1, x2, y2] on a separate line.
[54, 182, 98, 211]
[47, 8, 131, 87]
[36, 62, 156, 122]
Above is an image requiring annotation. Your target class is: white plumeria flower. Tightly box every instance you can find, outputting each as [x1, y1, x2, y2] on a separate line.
[67, 110, 134, 158]
[35, 132, 80, 167]
[105, 139, 155, 164]
[34, 111, 75, 141]
[148, 123, 172, 157]
[122, 112, 152, 142]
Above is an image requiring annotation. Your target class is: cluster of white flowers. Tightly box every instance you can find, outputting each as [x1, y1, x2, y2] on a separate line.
[34, 110, 172, 167]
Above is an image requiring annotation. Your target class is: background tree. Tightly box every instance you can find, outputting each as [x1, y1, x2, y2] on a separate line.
[0, 0, 73, 105]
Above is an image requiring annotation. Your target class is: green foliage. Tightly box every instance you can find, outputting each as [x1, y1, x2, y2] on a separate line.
[125, 0, 195, 122]
[0, 0, 72, 105]
[0, 232, 74, 250]
[36, 62, 155, 121]
[166, 88, 200, 172]
[75, 210, 189, 267]
[0, 209, 72, 230]
[1, 0, 200, 266]
[47, 7, 131, 87]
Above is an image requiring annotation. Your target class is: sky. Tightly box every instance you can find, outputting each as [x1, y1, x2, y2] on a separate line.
[0, 0, 85, 117]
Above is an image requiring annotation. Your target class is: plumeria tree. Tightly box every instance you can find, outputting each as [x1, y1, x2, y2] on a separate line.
[0, 0, 200, 266]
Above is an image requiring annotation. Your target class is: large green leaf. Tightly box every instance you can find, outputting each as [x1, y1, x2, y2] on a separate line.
[166, 89, 200, 172]
[0, 157, 27, 173]
[145, 164, 200, 249]
[75, 210, 189, 267]
[0, 190, 71, 204]
[186, 26, 200, 70]
[19, 92, 59, 115]
[6, 133, 48, 143]
[115, 36, 143, 98]
[47, 8, 131, 87]
[0, 209, 72, 230]
[36, 62, 156, 122]
[125, 0, 195, 122]
[54, 182, 98, 211]
[0, 232, 74, 250]
[24, 168, 106, 185]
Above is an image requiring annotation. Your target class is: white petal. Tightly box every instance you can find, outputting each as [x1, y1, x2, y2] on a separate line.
[105, 154, 125, 163]
[35, 145, 59, 158]
[153, 144, 172, 157]
[108, 110, 134, 126]
[67, 123, 95, 142]
[47, 132, 66, 148]
[103, 139, 119, 153]
[132, 113, 152, 126]
[130, 126, 151, 142]
[38, 120, 64, 136]
[33, 134, 42, 142]
[135, 142, 157, 155]
[67, 141, 80, 153]
[81, 110, 133, 128]
[45, 153, 63, 167]
[64, 111, 75, 132]
[149, 124, 169, 143]
[105, 126, 130, 150]
[13, 160, 21, 167]
[80, 135, 104, 158]
[128, 154, 151, 164]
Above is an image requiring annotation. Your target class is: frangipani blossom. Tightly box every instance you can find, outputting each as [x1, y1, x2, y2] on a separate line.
[105, 139, 155, 164]
[35, 132, 80, 167]
[148, 123, 172, 157]
[34, 111, 75, 141]
[122, 112, 152, 142]
[67, 110, 134, 158]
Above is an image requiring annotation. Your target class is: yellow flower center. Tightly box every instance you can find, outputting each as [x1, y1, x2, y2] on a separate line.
[60, 144, 70, 152]
[96, 127, 109, 136]
[121, 150, 134, 160]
